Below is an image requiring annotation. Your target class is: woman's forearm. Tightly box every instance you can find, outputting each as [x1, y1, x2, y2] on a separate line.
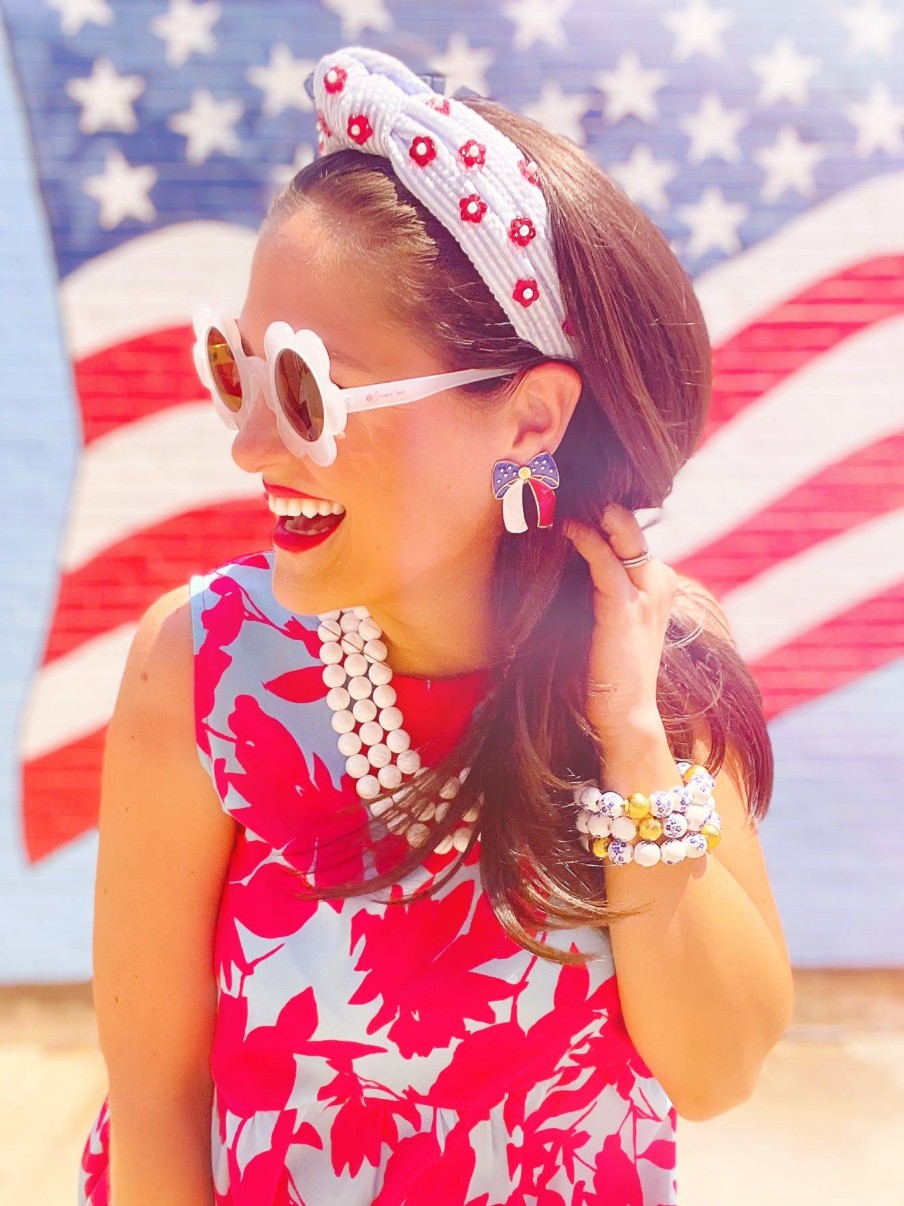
[598, 720, 793, 1121]
[109, 1087, 216, 1206]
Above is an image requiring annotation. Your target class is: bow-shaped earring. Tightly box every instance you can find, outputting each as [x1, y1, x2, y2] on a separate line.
[491, 451, 560, 533]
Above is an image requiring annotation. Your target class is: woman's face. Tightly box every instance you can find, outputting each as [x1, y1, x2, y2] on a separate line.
[232, 204, 510, 623]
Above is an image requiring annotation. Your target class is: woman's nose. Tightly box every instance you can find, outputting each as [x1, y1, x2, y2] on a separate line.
[230, 380, 294, 474]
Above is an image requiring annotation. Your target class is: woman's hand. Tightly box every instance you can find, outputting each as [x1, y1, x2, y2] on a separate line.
[562, 503, 679, 742]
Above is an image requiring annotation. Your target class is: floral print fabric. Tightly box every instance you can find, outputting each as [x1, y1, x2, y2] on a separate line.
[79, 551, 678, 1205]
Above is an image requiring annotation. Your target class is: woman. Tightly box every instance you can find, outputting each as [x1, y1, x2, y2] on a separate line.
[79, 46, 793, 1206]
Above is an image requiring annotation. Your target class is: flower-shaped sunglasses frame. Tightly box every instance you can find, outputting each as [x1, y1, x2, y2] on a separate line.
[192, 307, 520, 467]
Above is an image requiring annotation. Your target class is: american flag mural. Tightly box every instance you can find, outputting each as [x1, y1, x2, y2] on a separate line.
[1, 0, 902, 982]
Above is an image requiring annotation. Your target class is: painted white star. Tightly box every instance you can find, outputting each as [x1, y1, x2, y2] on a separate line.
[83, 149, 157, 229]
[607, 144, 678, 212]
[846, 83, 904, 155]
[502, 0, 571, 51]
[521, 80, 593, 146]
[840, 0, 900, 56]
[676, 186, 748, 258]
[248, 45, 315, 117]
[319, 0, 393, 37]
[47, 0, 113, 37]
[595, 49, 668, 124]
[662, 0, 734, 60]
[752, 125, 825, 203]
[168, 89, 243, 165]
[272, 143, 316, 187]
[750, 37, 821, 106]
[66, 57, 145, 134]
[151, 0, 220, 69]
[429, 34, 495, 97]
[678, 92, 746, 162]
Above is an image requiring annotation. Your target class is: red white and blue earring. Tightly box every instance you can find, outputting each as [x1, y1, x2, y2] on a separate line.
[492, 451, 560, 533]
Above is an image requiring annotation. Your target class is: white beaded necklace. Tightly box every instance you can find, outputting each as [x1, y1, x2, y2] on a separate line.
[317, 606, 480, 855]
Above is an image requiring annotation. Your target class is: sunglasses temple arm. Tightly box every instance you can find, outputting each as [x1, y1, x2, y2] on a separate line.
[342, 366, 516, 413]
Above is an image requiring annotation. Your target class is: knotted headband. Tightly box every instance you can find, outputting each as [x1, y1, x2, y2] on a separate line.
[311, 46, 576, 361]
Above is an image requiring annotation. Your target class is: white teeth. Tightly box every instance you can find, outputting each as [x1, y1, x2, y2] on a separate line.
[267, 492, 347, 517]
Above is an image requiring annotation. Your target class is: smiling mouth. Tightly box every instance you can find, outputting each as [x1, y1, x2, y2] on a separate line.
[279, 509, 346, 536]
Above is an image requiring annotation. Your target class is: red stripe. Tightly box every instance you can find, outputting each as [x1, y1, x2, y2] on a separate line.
[43, 500, 274, 664]
[22, 727, 105, 862]
[704, 256, 904, 445]
[674, 431, 904, 596]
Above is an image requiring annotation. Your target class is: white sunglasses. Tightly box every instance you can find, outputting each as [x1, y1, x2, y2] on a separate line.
[192, 306, 520, 467]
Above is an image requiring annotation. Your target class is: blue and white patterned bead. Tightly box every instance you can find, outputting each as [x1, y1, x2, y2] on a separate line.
[607, 838, 634, 865]
[587, 813, 613, 838]
[575, 810, 593, 834]
[634, 840, 662, 867]
[685, 832, 709, 858]
[578, 785, 604, 813]
[661, 838, 688, 865]
[669, 783, 694, 814]
[598, 791, 626, 819]
[687, 769, 715, 801]
[684, 800, 714, 831]
[649, 789, 674, 819]
[708, 809, 722, 830]
[611, 815, 638, 842]
[663, 812, 688, 839]
[675, 760, 693, 775]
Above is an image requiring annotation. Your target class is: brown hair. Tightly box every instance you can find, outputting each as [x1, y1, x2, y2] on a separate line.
[267, 98, 774, 963]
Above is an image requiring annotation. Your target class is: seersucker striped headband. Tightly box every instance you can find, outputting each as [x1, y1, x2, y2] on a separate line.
[310, 46, 576, 361]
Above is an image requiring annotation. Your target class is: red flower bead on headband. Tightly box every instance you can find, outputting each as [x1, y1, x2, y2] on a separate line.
[311, 45, 575, 361]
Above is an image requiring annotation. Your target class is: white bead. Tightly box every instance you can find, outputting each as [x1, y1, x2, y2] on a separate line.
[317, 620, 341, 642]
[675, 760, 692, 775]
[379, 706, 403, 731]
[406, 822, 431, 847]
[435, 834, 454, 855]
[685, 803, 711, 832]
[369, 796, 395, 817]
[607, 838, 634, 865]
[458, 766, 471, 782]
[599, 791, 626, 818]
[439, 776, 461, 800]
[587, 814, 612, 838]
[462, 805, 480, 822]
[345, 653, 369, 678]
[364, 638, 388, 662]
[670, 784, 693, 813]
[352, 606, 370, 619]
[353, 698, 377, 723]
[356, 775, 382, 800]
[384, 810, 409, 833]
[663, 812, 688, 839]
[359, 720, 384, 746]
[685, 832, 709, 858]
[611, 815, 638, 841]
[341, 632, 365, 655]
[434, 801, 449, 822]
[709, 809, 722, 830]
[634, 840, 662, 867]
[359, 617, 382, 640]
[337, 731, 362, 756]
[368, 743, 392, 769]
[326, 686, 351, 711]
[318, 610, 341, 621]
[373, 684, 396, 708]
[660, 838, 687, 865]
[451, 827, 472, 852]
[378, 763, 403, 790]
[397, 749, 421, 775]
[417, 801, 436, 821]
[368, 661, 393, 686]
[689, 773, 715, 802]
[579, 786, 603, 812]
[386, 728, 411, 753]
[346, 753, 370, 778]
[339, 611, 360, 632]
[649, 790, 673, 819]
[322, 663, 346, 688]
[347, 675, 373, 700]
[320, 641, 343, 664]
[331, 709, 356, 734]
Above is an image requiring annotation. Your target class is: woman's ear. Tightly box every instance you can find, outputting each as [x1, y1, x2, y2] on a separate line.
[507, 361, 583, 460]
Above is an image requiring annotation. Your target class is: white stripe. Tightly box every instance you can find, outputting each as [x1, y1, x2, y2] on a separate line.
[696, 170, 904, 346]
[722, 507, 904, 663]
[20, 623, 137, 761]
[647, 314, 904, 563]
[60, 221, 256, 360]
[61, 402, 261, 572]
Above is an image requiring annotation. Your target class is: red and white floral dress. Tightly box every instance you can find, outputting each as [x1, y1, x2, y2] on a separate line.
[79, 551, 678, 1205]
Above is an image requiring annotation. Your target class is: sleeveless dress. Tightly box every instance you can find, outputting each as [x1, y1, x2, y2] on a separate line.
[78, 550, 678, 1205]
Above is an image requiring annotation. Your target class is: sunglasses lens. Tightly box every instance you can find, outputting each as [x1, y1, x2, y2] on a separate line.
[274, 348, 324, 442]
[206, 328, 242, 413]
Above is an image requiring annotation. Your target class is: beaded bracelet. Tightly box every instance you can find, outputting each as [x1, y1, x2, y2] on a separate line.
[572, 760, 723, 867]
